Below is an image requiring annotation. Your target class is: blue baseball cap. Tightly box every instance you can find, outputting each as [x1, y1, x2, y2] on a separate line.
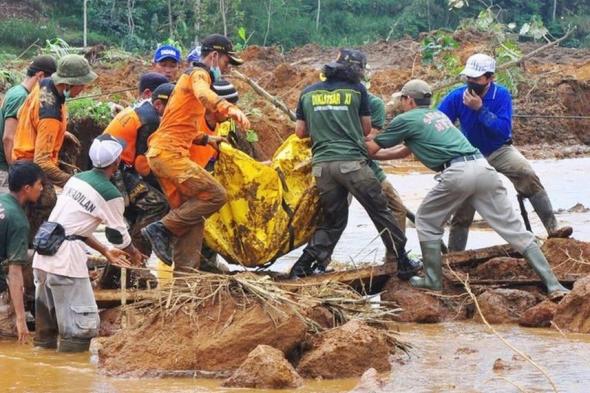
[187, 47, 201, 63]
[153, 45, 181, 63]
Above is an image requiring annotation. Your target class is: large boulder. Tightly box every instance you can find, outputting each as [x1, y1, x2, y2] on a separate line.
[222, 345, 303, 389]
[297, 320, 393, 379]
[475, 289, 540, 324]
[97, 299, 307, 376]
[542, 238, 590, 278]
[519, 300, 558, 328]
[382, 277, 471, 322]
[381, 278, 448, 323]
[553, 275, 590, 333]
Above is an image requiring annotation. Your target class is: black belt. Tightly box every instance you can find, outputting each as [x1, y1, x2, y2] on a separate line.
[440, 153, 483, 171]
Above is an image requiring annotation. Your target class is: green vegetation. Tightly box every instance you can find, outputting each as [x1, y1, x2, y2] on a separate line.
[0, 0, 588, 56]
[67, 98, 112, 127]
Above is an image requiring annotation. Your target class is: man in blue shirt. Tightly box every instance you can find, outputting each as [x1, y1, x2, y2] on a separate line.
[438, 54, 572, 251]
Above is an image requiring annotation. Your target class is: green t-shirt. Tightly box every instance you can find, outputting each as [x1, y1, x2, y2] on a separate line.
[0, 84, 29, 170]
[296, 79, 371, 164]
[0, 193, 30, 291]
[367, 93, 387, 182]
[374, 107, 479, 171]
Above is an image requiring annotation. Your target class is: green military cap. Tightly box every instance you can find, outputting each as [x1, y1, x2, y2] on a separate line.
[399, 79, 432, 99]
[52, 54, 97, 85]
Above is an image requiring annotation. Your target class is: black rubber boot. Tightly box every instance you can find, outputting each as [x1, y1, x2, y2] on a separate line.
[141, 221, 173, 265]
[289, 251, 316, 279]
[396, 251, 423, 281]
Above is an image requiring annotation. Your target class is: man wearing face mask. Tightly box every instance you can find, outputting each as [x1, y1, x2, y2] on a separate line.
[142, 34, 250, 272]
[12, 55, 97, 241]
[438, 53, 572, 251]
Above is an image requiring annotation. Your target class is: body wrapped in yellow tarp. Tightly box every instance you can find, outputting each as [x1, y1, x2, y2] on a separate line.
[204, 135, 320, 267]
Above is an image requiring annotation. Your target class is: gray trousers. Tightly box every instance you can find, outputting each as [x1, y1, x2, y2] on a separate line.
[416, 158, 535, 253]
[449, 145, 547, 247]
[303, 160, 406, 265]
[33, 269, 99, 352]
[0, 170, 8, 194]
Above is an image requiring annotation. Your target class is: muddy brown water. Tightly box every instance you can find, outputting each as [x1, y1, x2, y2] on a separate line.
[2, 157, 590, 392]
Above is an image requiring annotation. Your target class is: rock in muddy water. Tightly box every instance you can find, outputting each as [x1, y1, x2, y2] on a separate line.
[96, 300, 307, 376]
[475, 289, 540, 324]
[222, 345, 303, 389]
[348, 368, 389, 393]
[519, 299, 558, 328]
[542, 238, 590, 277]
[473, 257, 534, 280]
[381, 277, 470, 322]
[297, 320, 393, 379]
[553, 275, 590, 333]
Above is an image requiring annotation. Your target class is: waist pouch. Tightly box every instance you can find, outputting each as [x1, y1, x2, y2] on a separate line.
[33, 221, 87, 256]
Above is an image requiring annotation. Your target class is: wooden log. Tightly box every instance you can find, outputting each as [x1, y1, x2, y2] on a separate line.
[444, 244, 519, 268]
[449, 277, 577, 287]
[231, 70, 297, 122]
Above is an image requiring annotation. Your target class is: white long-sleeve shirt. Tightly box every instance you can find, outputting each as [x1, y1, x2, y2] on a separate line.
[33, 169, 131, 278]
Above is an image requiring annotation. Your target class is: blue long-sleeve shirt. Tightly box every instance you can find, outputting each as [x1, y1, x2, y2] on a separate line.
[438, 82, 512, 156]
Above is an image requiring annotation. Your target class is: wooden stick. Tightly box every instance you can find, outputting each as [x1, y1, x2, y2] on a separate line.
[231, 70, 297, 122]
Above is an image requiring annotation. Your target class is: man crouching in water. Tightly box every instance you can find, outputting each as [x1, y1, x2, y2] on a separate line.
[32, 135, 145, 352]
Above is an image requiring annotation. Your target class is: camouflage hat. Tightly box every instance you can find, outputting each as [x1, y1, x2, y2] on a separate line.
[51, 54, 97, 86]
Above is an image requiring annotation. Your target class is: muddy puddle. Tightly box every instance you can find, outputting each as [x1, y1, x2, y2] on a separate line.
[1, 157, 589, 392]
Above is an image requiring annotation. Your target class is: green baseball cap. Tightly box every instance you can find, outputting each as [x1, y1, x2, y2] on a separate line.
[399, 79, 432, 100]
[51, 54, 97, 86]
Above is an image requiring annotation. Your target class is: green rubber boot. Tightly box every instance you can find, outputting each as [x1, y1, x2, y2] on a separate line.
[409, 240, 443, 291]
[522, 243, 570, 299]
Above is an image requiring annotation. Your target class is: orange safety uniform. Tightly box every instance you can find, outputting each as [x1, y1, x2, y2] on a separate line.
[12, 78, 70, 187]
[147, 66, 234, 209]
[104, 101, 160, 177]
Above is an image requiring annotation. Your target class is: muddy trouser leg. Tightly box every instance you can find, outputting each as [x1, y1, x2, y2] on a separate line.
[334, 161, 407, 258]
[0, 291, 16, 337]
[381, 179, 407, 235]
[486, 145, 559, 235]
[448, 201, 475, 252]
[26, 179, 57, 246]
[129, 187, 170, 256]
[148, 152, 227, 271]
[173, 220, 205, 275]
[33, 269, 58, 348]
[41, 272, 99, 352]
[302, 162, 350, 266]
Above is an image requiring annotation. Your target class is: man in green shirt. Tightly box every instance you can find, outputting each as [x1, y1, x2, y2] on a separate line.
[0, 56, 57, 186]
[0, 161, 44, 342]
[367, 92, 409, 235]
[366, 79, 568, 299]
[291, 48, 421, 279]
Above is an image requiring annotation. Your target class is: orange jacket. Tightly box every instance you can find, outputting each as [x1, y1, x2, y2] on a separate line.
[12, 79, 70, 187]
[148, 66, 234, 154]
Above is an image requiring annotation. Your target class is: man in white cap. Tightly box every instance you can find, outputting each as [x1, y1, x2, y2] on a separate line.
[438, 53, 572, 251]
[367, 79, 569, 299]
[32, 134, 144, 352]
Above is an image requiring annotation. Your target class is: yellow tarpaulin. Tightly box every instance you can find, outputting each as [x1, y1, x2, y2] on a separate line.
[204, 135, 320, 267]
